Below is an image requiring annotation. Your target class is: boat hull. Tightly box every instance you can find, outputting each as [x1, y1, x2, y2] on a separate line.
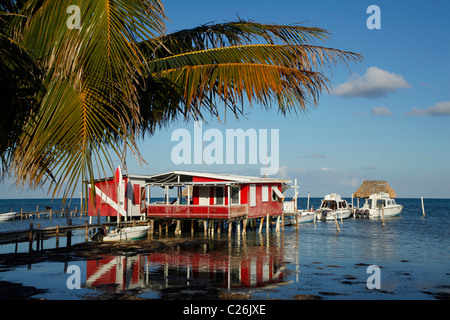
[317, 210, 352, 221]
[103, 226, 151, 242]
[0, 212, 17, 222]
[288, 211, 316, 225]
[369, 205, 403, 219]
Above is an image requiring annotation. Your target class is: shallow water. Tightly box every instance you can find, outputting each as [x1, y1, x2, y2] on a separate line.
[0, 198, 449, 300]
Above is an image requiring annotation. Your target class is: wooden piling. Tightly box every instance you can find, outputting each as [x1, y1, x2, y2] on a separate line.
[243, 219, 247, 235]
[236, 220, 241, 237]
[84, 223, 88, 242]
[421, 197, 425, 217]
[228, 221, 232, 237]
[259, 217, 264, 234]
[66, 219, 72, 247]
[28, 222, 33, 253]
[175, 220, 181, 236]
[266, 214, 269, 234]
[147, 220, 152, 240]
[334, 215, 340, 232]
[56, 225, 60, 248]
[381, 204, 385, 226]
[275, 216, 281, 232]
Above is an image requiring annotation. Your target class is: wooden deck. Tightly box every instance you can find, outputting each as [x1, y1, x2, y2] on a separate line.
[146, 204, 248, 220]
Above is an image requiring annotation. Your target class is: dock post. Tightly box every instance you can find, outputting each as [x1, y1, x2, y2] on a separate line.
[191, 220, 194, 235]
[147, 220, 153, 240]
[175, 220, 181, 236]
[203, 220, 207, 236]
[236, 220, 241, 237]
[259, 217, 264, 233]
[243, 219, 247, 235]
[28, 222, 33, 253]
[228, 221, 232, 237]
[56, 225, 60, 248]
[334, 215, 340, 232]
[67, 219, 72, 247]
[421, 197, 425, 217]
[21, 208, 23, 220]
[266, 214, 269, 234]
[275, 216, 281, 232]
[381, 204, 385, 226]
[36, 223, 41, 251]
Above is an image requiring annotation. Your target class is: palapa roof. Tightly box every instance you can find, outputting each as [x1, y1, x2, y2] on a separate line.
[354, 180, 397, 198]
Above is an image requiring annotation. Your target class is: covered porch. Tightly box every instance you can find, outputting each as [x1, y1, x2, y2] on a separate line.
[145, 181, 248, 220]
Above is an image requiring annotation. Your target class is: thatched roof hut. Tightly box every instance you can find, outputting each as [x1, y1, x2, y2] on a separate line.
[354, 180, 397, 198]
[181, 186, 192, 197]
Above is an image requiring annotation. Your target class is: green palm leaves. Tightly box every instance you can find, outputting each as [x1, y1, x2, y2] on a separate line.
[1, 1, 362, 200]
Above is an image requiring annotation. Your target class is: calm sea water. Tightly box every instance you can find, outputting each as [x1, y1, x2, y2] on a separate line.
[0, 197, 449, 300]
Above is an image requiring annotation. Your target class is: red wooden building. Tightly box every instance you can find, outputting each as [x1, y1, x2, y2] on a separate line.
[87, 169, 291, 223]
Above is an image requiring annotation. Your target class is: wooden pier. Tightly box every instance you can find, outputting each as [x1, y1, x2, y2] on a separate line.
[0, 213, 287, 254]
[0, 219, 152, 252]
[6, 207, 85, 220]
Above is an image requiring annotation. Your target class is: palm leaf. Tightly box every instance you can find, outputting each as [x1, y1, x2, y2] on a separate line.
[9, 0, 166, 199]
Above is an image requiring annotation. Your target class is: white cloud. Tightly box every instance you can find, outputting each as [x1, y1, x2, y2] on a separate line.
[406, 101, 450, 116]
[371, 106, 393, 116]
[333, 66, 411, 98]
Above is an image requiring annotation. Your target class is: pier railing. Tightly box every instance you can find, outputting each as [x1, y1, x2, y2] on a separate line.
[146, 204, 247, 220]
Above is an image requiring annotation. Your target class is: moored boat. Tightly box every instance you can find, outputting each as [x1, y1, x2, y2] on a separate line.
[102, 225, 151, 242]
[355, 192, 403, 219]
[287, 210, 316, 225]
[316, 193, 352, 221]
[0, 212, 17, 222]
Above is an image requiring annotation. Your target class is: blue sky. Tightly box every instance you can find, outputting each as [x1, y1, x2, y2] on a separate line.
[1, 0, 449, 199]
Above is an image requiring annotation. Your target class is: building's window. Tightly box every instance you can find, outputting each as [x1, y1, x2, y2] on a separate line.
[262, 186, 268, 202]
[250, 184, 256, 207]
[231, 186, 240, 205]
[215, 186, 224, 205]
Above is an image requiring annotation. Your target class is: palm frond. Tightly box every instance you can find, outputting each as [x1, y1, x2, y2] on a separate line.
[141, 20, 331, 58]
[9, 0, 166, 199]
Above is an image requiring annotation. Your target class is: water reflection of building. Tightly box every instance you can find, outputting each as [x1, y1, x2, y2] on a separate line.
[86, 242, 286, 293]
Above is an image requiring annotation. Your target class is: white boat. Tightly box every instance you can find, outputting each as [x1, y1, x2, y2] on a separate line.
[355, 192, 403, 219]
[0, 212, 17, 222]
[103, 225, 151, 242]
[287, 210, 316, 225]
[316, 193, 352, 221]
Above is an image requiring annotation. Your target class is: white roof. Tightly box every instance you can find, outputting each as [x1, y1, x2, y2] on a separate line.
[145, 170, 291, 184]
[322, 193, 344, 202]
[88, 170, 291, 186]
